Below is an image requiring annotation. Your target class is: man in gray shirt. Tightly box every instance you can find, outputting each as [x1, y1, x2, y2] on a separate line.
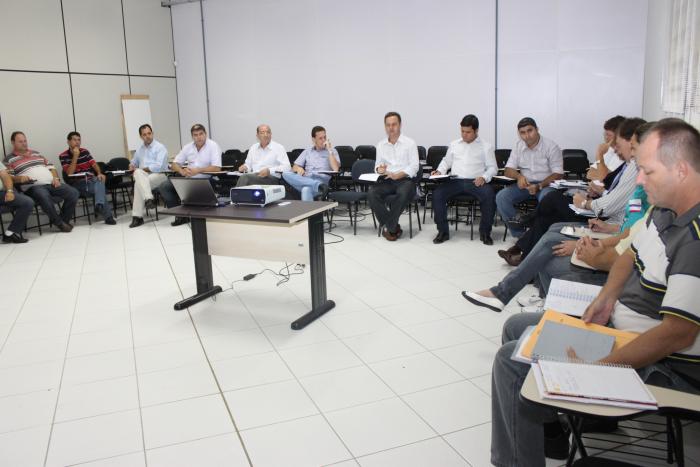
[282, 125, 340, 201]
[496, 117, 564, 237]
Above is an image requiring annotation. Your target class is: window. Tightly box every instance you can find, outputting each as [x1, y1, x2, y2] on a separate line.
[662, 0, 700, 127]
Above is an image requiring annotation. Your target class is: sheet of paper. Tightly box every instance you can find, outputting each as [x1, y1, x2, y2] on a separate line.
[359, 173, 382, 182]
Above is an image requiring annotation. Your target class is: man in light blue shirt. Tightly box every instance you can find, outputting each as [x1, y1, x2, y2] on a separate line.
[128, 124, 169, 228]
[282, 126, 340, 201]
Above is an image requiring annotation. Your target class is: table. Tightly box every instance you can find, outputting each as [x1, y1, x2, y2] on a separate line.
[163, 200, 338, 330]
[520, 369, 700, 466]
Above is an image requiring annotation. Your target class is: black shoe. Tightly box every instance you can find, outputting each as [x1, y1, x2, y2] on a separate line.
[480, 233, 493, 245]
[314, 184, 329, 201]
[57, 222, 73, 233]
[394, 224, 403, 239]
[2, 232, 28, 244]
[498, 245, 521, 259]
[104, 216, 116, 225]
[433, 231, 450, 244]
[171, 216, 190, 227]
[94, 204, 104, 218]
[544, 430, 570, 460]
[145, 198, 156, 210]
[129, 217, 144, 228]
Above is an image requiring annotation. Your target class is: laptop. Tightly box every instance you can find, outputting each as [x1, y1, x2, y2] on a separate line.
[170, 178, 230, 207]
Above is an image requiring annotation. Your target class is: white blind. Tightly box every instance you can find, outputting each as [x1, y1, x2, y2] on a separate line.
[662, 0, 700, 127]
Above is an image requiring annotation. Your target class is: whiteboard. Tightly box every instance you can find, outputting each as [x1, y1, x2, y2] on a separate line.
[121, 95, 152, 153]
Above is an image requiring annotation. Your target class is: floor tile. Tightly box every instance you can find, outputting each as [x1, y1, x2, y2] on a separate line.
[241, 415, 351, 467]
[146, 433, 249, 467]
[262, 320, 338, 350]
[0, 360, 64, 397]
[56, 375, 139, 423]
[433, 339, 499, 378]
[375, 301, 448, 327]
[46, 410, 143, 467]
[224, 379, 318, 430]
[0, 389, 58, 434]
[0, 336, 68, 368]
[325, 397, 434, 457]
[134, 338, 207, 374]
[280, 340, 363, 378]
[75, 452, 146, 467]
[212, 351, 293, 391]
[138, 360, 218, 407]
[402, 318, 482, 350]
[403, 380, 491, 434]
[0, 424, 52, 467]
[200, 328, 273, 361]
[299, 365, 394, 412]
[342, 327, 425, 364]
[62, 349, 135, 386]
[370, 352, 463, 395]
[443, 423, 493, 467]
[141, 394, 233, 449]
[322, 309, 392, 338]
[357, 436, 467, 466]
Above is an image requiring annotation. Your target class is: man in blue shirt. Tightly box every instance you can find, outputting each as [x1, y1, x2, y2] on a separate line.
[128, 124, 169, 228]
[282, 126, 340, 201]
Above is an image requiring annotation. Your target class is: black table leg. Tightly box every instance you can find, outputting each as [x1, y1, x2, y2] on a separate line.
[174, 217, 222, 310]
[291, 212, 335, 329]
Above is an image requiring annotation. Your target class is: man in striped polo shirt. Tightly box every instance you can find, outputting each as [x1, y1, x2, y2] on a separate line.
[59, 132, 116, 225]
[5, 131, 78, 233]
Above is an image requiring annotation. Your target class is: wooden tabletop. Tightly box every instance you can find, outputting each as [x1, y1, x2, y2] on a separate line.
[162, 200, 337, 224]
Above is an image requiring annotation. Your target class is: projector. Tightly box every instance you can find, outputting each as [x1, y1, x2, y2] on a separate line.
[230, 185, 286, 206]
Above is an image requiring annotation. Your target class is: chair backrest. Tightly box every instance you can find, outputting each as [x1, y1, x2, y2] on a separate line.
[222, 149, 243, 167]
[563, 149, 590, 178]
[108, 157, 131, 170]
[495, 149, 511, 168]
[336, 146, 358, 171]
[355, 145, 376, 160]
[351, 159, 376, 181]
[288, 148, 304, 165]
[426, 146, 448, 169]
[417, 145, 427, 161]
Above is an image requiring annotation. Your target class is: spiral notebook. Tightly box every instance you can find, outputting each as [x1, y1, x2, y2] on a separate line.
[531, 358, 658, 410]
[543, 279, 602, 317]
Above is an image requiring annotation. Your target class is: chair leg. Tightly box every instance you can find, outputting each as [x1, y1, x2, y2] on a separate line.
[35, 206, 42, 235]
[408, 205, 413, 239]
[353, 202, 358, 236]
[415, 202, 421, 231]
[455, 203, 459, 231]
[470, 204, 475, 240]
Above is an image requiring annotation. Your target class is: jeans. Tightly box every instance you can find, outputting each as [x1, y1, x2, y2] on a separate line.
[492, 312, 700, 467]
[24, 183, 79, 226]
[132, 170, 167, 217]
[496, 184, 555, 237]
[490, 222, 607, 305]
[432, 179, 496, 235]
[515, 191, 587, 257]
[235, 174, 279, 187]
[0, 190, 34, 234]
[367, 178, 415, 232]
[282, 172, 327, 201]
[73, 178, 112, 218]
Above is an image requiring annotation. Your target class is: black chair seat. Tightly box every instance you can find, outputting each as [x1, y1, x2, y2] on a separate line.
[328, 191, 366, 204]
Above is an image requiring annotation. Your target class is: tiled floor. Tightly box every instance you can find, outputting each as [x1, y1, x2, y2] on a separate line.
[0, 207, 697, 466]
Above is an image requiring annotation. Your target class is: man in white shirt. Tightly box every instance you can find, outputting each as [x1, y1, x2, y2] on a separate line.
[128, 124, 169, 228]
[237, 124, 290, 187]
[496, 117, 564, 237]
[367, 112, 420, 241]
[587, 115, 625, 181]
[158, 123, 222, 226]
[431, 114, 498, 245]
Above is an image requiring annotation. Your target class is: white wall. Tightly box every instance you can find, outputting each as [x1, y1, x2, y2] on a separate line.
[176, 0, 496, 151]
[172, 0, 649, 158]
[0, 0, 180, 167]
[497, 0, 647, 160]
[642, 0, 672, 122]
[171, 1, 209, 147]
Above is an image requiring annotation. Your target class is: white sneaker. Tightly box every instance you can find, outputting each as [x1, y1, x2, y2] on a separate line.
[462, 291, 505, 312]
[521, 305, 544, 313]
[517, 294, 544, 308]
